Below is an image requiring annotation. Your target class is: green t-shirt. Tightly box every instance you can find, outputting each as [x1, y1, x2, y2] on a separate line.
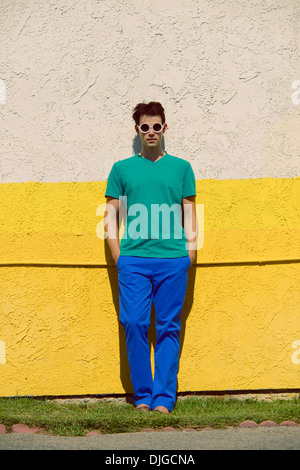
[105, 153, 196, 258]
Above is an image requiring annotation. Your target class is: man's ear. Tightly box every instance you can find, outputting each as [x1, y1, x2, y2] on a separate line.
[163, 123, 168, 133]
[135, 125, 139, 134]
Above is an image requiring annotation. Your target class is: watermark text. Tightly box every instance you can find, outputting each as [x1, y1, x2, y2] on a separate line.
[96, 198, 204, 250]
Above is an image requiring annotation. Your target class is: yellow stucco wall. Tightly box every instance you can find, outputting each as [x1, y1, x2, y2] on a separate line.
[0, 178, 299, 396]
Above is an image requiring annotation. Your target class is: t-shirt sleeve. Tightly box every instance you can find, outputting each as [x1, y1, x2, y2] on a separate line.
[105, 163, 124, 199]
[182, 163, 196, 198]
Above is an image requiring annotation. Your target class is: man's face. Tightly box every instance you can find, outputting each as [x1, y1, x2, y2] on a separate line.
[135, 114, 167, 150]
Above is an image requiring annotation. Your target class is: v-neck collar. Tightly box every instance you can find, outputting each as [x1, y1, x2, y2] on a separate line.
[137, 152, 168, 163]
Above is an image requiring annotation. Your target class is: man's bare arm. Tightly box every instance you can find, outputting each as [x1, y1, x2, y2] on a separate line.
[104, 197, 121, 264]
[182, 196, 197, 265]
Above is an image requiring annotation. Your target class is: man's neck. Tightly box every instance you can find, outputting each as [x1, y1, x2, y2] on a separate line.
[139, 146, 165, 162]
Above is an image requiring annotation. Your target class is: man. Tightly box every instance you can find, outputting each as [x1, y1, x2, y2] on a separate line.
[104, 102, 197, 413]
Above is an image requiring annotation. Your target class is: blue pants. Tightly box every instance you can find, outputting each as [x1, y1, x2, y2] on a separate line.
[117, 255, 191, 411]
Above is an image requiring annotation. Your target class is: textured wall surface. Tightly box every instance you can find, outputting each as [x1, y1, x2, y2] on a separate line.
[0, 0, 299, 182]
[0, 0, 299, 396]
[0, 179, 299, 396]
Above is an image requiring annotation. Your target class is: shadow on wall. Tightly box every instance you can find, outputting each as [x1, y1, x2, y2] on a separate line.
[104, 208, 196, 397]
[132, 134, 166, 155]
[105, 239, 133, 393]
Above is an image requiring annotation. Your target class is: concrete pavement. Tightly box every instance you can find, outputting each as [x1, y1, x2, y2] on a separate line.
[1, 427, 300, 450]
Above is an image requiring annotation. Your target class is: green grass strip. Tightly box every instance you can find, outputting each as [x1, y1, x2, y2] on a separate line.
[0, 396, 299, 436]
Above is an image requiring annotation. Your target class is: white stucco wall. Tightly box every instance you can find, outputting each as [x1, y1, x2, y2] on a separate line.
[0, 0, 299, 183]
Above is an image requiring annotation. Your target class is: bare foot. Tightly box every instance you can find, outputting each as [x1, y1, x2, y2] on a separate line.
[134, 404, 151, 412]
[154, 406, 170, 414]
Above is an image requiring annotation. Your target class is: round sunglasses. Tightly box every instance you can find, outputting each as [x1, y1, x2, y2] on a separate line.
[137, 123, 165, 133]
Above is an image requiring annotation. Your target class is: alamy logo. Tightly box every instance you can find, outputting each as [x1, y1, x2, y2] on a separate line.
[96, 197, 204, 250]
[291, 80, 300, 105]
[0, 80, 6, 104]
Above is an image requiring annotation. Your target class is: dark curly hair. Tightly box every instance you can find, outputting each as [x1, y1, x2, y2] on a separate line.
[132, 101, 165, 125]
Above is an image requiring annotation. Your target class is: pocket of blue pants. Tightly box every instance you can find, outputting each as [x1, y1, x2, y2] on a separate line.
[117, 255, 123, 267]
[177, 255, 191, 270]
